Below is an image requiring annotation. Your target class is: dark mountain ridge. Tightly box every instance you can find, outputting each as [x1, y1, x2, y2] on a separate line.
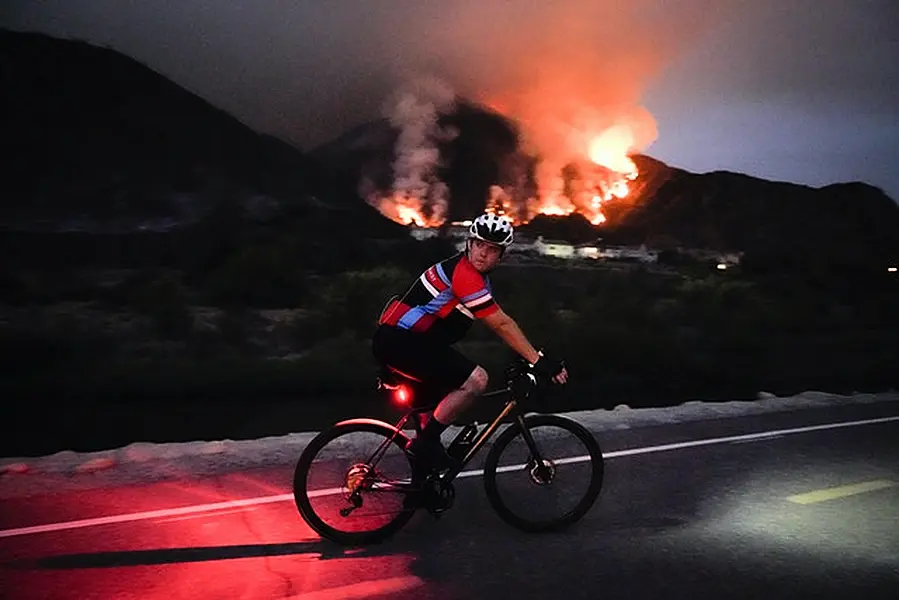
[2, 27, 897, 276]
[1, 28, 403, 232]
[1, 28, 412, 275]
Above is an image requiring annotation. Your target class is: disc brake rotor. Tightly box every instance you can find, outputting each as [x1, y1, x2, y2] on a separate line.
[527, 458, 556, 485]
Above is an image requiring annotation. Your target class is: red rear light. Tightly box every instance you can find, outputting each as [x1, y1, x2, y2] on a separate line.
[394, 385, 411, 405]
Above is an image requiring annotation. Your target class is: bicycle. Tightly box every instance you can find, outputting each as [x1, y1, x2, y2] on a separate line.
[292, 358, 605, 546]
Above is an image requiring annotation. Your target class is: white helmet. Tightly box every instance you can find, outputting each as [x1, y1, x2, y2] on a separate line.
[468, 212, 514, 247]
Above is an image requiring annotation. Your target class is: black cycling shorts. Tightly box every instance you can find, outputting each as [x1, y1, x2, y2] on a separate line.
[372, 325, 477, 408]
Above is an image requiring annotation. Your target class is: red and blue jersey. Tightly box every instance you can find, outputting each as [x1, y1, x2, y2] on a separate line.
[378, 252, 500, 344]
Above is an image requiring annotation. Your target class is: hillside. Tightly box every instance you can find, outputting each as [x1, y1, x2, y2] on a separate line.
[610, 166, 899, 268]
[318, 115, 899, 269]
[5, 31, 281, 224]
[2, 27, 897, 277]
[2, 30, 897, 456]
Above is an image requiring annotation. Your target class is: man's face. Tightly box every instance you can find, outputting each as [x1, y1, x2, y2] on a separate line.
[468, 238, 504, 272]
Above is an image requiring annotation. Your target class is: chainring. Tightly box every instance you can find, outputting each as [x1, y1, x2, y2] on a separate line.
[423, 477, 456, 514]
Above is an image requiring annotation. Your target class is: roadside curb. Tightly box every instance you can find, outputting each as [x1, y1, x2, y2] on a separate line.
[1, 391, 897, 495]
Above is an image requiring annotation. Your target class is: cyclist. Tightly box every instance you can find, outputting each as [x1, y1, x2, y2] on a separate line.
[373, 211, 568, 470]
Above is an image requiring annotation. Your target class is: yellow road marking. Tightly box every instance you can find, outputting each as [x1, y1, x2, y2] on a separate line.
[787, 479, 897, 504]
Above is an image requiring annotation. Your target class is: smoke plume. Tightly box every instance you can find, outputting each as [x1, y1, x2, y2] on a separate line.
[8, 0, 738, 153]
[378, 2, 733, 158]
[383, 76, 458, 222]
[363, 0, 737, 216]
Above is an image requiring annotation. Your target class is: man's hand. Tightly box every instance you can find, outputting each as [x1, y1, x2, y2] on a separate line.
[532, 355, 568, 385]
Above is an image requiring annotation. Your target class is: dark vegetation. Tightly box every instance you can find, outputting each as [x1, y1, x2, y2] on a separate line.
[3, 250, 897, 456]
[1, 29, 897, 456]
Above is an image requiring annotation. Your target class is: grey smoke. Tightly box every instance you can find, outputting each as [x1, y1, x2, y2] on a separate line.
[6, 1, 898, 198]
[383, 76, 458, 221]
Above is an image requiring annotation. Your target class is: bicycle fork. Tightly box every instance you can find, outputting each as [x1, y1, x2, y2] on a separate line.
[514, 414, 555, 485]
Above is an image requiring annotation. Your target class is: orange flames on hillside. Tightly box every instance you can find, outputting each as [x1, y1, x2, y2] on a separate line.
[500, 123, 642, 226]
[365, 99, 653, 229]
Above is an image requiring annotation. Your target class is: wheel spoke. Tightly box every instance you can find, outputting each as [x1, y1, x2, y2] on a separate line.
[483, 415, 604, 532]
[293, 423, 418, 545]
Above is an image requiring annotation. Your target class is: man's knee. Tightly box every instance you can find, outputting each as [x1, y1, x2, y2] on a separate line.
[463, 365, 489, 395]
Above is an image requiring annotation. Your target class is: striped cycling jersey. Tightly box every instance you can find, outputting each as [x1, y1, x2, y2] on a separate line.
[378, 252, 500, 344]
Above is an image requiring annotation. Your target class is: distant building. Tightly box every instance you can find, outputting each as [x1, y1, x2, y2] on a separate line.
[411, 224, 748, 268]
[504, 235, 538, 255]
[533, 236, 575, 258]
[445, 222, 471, 238]
[408, 221, 473, 241]
[409, 226, 439, 241]
[597, 244, 659, 263]
[680, 248, 743, 266]
[575, 244, 600, 259]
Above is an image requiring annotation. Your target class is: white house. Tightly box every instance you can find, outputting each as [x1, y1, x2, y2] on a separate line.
[597, 244, 659, 263]
[415, 223, 664, 265]
[409, 226, 439, 241]
[532, 236, 575, 258]
[575, 245, 600, 259]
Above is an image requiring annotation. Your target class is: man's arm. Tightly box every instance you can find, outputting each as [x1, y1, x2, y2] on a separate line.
[481, 308, 541, 364]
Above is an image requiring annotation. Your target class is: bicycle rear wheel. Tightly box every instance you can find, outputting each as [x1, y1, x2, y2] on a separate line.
[293, 421, 419, 546]
[483, 414, 604, 532]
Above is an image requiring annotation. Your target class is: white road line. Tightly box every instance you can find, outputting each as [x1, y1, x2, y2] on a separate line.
[454, 415, 899, 475]
[1, 414, 897, 539]
[154, 507, 257, 524]
[0, 494, 296, 539]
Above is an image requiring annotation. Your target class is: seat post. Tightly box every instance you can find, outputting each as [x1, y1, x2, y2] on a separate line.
[391, 408, 430, 436]
[376, 364, 437, 436]
[415, 410, 431, 433]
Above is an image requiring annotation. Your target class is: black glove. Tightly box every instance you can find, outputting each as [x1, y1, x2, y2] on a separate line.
[532, 354, 566, 380]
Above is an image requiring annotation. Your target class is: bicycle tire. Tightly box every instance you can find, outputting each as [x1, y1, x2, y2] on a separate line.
[293, 420, 419, 546]
[482, 414, 604, 532]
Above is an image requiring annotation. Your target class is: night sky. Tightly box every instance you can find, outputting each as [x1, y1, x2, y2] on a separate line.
[4, 0, 898, 200]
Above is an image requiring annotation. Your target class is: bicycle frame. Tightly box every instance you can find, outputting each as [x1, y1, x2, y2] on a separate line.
[440, 387, 521, 481]
[363, 373, 545, 491]
[296, 359, 603, 543]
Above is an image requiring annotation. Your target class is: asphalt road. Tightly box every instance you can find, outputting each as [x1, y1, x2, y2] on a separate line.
[2, 401, 898, 600]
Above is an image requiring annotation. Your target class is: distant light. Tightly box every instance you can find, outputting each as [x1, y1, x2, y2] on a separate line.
[889, 266, 897, 273]
[717, 263, 728, 270]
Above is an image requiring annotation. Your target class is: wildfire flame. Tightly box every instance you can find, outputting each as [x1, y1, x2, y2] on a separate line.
[588, 124, 638, 175]
[538, 121, 643, 225]
[367, 102, 649, 230]
[371, 192, 445, 228]
[489, 121, 642, 227]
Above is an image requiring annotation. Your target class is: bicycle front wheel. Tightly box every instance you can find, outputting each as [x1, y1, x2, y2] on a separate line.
[483, 414, 604, 532]
[293, 421, 419, 546]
